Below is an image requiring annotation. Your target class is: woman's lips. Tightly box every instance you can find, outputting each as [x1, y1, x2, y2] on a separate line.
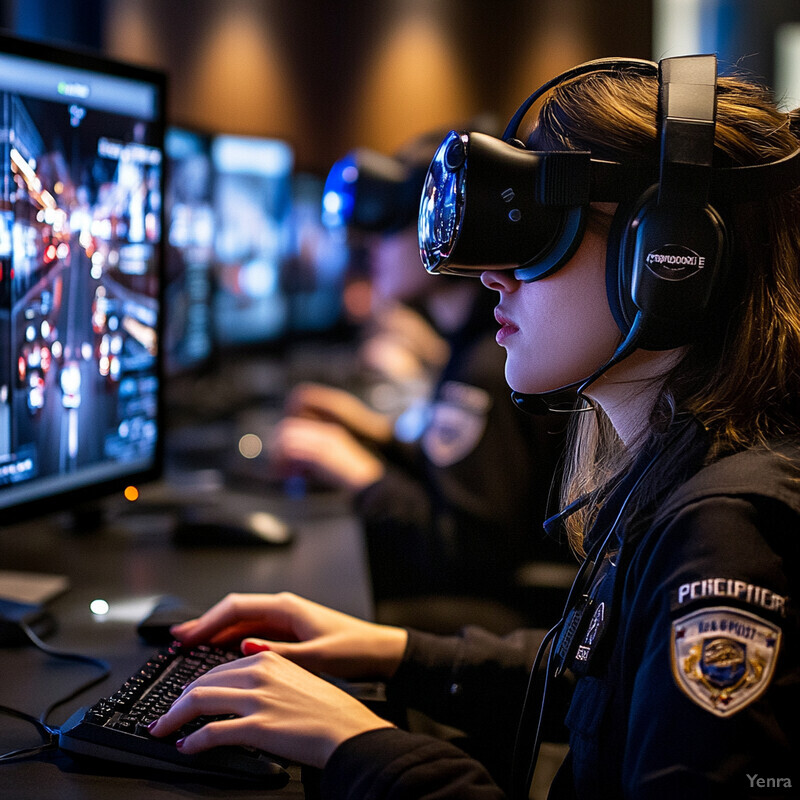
[494, 309, 519, 344]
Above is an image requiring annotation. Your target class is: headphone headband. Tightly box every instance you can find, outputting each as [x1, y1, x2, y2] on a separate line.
[507, 54, 800, 207]
[502, 58, 658, 142]
[658, 55, 717, 205]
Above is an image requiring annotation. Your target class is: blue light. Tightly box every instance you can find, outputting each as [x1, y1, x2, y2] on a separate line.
[322, 153, 358, 228]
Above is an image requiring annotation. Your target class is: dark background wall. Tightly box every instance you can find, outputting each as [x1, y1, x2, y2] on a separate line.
[0, 0, 797, 174]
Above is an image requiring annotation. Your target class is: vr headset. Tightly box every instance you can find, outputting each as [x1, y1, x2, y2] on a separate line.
[322, 148, 427, 233]
[418, 55, 800, 357]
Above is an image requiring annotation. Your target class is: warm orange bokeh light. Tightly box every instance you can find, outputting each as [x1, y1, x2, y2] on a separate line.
[124, 485, 140, 502]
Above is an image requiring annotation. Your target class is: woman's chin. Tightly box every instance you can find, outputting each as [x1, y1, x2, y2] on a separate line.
[507, 376, 573, 396]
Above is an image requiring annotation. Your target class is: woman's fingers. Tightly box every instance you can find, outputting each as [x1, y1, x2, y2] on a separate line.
[173, 716, 258, 754]
[166, 592, 407, 681]
[170, 593, 297, 645]
[149, 684, 251, 738]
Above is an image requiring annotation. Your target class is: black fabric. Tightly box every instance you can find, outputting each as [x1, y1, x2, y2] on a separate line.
[561, 443, 800, 799]
[322, 729, 503, 800]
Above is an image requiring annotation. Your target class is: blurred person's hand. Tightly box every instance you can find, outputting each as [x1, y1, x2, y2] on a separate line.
[359, 334, 432, 385]
[372, 303, 449, 370]
[286, 382, 393, 445]
[269, 416, 386, 491]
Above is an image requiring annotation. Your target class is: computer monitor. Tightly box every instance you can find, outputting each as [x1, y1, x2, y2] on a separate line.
[163, 127, 214, 376]
[209, 134, 293, 349]
[282, 171, 349, 336]
[0, 34, 165, 525]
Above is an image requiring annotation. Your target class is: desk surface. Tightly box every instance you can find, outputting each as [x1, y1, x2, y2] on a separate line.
[0, 482, 373, 799]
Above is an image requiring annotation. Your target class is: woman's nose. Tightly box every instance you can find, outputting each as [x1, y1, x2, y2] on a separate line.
[480, 269, 519, 292]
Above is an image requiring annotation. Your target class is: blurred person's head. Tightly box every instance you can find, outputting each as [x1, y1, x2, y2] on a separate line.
[324, 120, 499, 313]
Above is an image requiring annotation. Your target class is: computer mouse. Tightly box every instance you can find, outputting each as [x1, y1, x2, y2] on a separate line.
[137, 595, 205, 644]
[172, 507, 295, 548]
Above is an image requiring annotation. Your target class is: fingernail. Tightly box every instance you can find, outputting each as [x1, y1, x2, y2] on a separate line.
[148, 720, 159, 733]
[242, 640, 270, 655]
[175, 737, 186, 750]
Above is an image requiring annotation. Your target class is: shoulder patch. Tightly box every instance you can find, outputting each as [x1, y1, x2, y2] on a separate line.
[422, 382, 490, 468]
[671, 606, 781, 717]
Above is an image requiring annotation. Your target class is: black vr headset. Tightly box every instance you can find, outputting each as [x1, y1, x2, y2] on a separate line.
[419, 55, 800, 363]
[322, 148, 428, 234]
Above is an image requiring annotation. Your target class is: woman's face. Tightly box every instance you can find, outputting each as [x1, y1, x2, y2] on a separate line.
[480, 208, 622, 395]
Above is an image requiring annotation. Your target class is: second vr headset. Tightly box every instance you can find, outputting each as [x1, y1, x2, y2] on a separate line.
[322, 148, 427, 234]
[418, 55, 800, 353]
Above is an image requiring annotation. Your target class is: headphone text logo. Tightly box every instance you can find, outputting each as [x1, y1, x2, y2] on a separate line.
[645, 245, 705, 281]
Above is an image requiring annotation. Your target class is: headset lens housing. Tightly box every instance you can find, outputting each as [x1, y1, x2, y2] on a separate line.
[419, 130, 592, 280]
[419, 131, 467, 272]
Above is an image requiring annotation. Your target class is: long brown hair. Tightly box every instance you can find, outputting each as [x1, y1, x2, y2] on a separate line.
[528, 67, 800, 554]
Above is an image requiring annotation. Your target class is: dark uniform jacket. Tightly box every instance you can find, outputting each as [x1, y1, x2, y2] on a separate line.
[354, 292, 567, 605]
[322, 434, 800, 799]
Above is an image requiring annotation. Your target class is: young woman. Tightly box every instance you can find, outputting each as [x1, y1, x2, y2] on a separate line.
[149, 58, 800, 798]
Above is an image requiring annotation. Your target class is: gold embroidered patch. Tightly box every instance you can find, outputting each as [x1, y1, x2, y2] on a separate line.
[671, 606, 781, 717]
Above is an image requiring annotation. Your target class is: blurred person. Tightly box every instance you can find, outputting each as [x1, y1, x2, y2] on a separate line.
[270, 131, 569, 624]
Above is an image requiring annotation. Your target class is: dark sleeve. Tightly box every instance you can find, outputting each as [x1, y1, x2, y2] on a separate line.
[377, 435, 424, 476]
[353, 464, 444, 599]
[354, 461, 429, 528]
[321, 728, 505, 800]
[387, 627, 543, 731]
[385, 626, 570, 783]
[619, 496, 799, 797]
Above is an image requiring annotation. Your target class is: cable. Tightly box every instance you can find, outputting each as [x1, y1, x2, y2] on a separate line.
[0, 703, 56, 763]
[0, 619, 111, 763]
[509, 620, 561, 794]
[510, 524, 609, 798]
[20, 620, 112, 725]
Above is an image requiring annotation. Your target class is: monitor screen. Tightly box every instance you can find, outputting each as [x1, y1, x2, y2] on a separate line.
[0, 35, 165, 522]
[163, 127, 214, 375]
[282, 172, 349, 336]
[209, 134, 293, 348]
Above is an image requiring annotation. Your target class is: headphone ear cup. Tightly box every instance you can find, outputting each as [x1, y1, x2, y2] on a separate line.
[607, 186, 728, 350]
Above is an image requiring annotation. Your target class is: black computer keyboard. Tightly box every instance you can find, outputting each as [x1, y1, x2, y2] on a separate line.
[58, 642, 290, 786]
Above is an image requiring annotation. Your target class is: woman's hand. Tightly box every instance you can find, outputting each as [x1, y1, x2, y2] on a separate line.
[285, 382, 393, 445]
[171, 592, 409, 681]
[148, 650, 395, 768]
[268, 417, 386, 492]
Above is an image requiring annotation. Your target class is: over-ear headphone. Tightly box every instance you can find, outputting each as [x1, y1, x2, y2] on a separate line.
[605, 55, 727, 350]
[508, 54, 727, 355]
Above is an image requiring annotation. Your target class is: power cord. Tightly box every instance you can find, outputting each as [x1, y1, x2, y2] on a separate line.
[0, 619, 111, 763]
